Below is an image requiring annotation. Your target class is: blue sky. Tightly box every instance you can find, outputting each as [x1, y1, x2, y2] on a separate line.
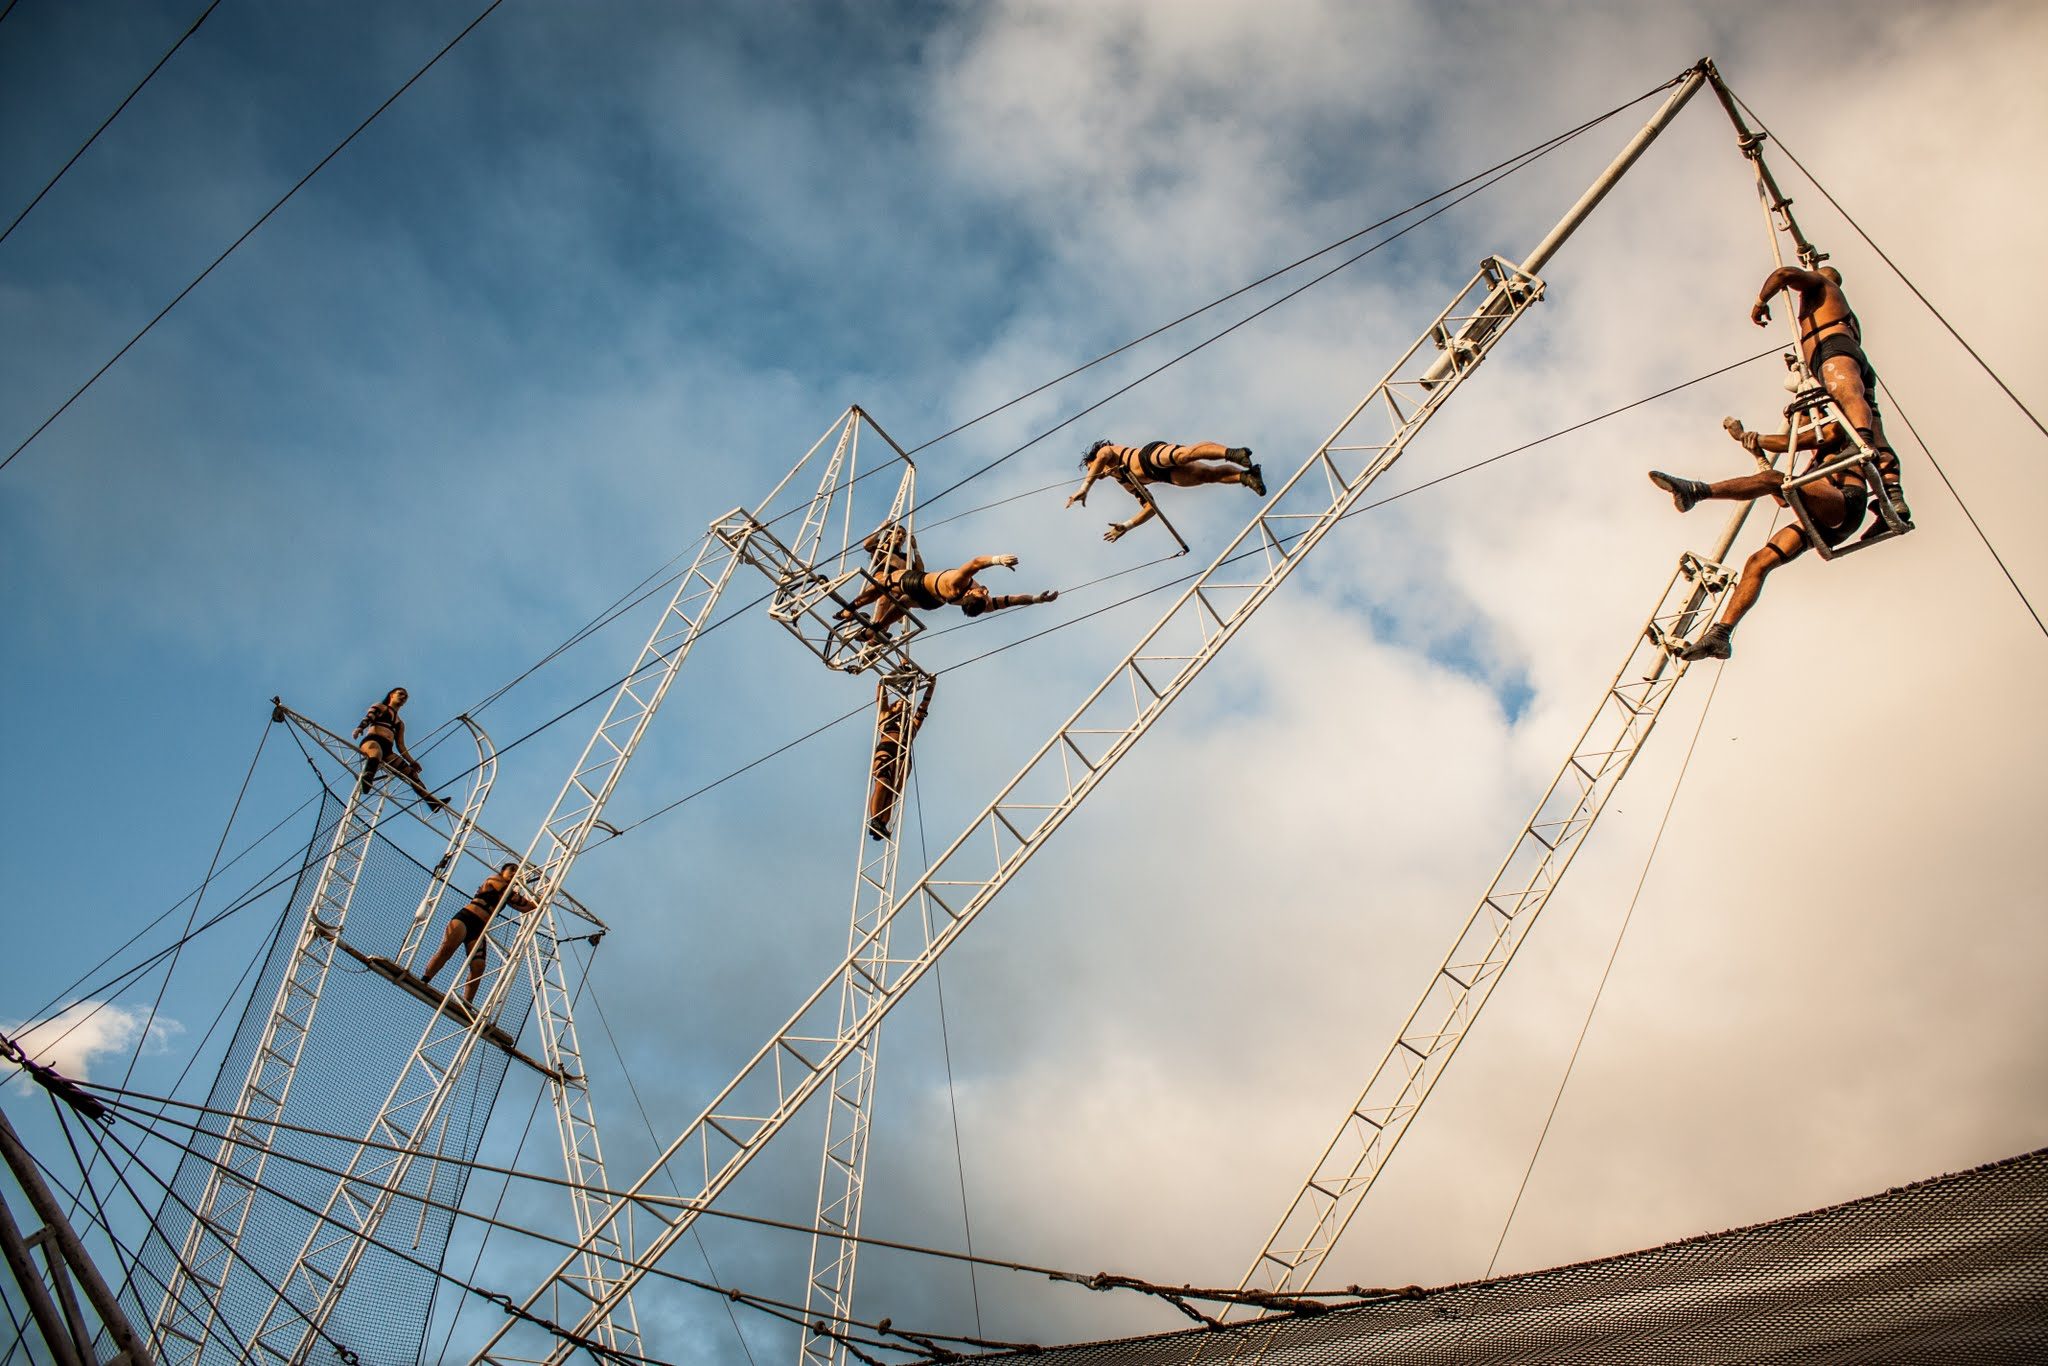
[4, 2, 2047, 1361]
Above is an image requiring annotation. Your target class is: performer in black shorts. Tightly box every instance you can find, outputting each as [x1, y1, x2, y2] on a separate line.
[352, 687, 449, 812]
[420, 863, 536, 1009]
[1644, 415, 1872, 662]
[1067, 438, 1266, 543]
[1749, 264, 1909, 522]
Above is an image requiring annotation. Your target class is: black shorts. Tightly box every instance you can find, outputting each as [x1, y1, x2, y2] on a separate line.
[1797, 473, 1869, 549]
[1810, 331, 1877, 394]
[1132, 442, 1171, 481]
[451, 907, 489, 952]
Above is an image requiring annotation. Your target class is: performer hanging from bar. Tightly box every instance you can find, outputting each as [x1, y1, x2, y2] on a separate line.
[418, 862, 536, 1012]
[1749, 264, 1910, 524]
[866, 679, 934, 841]
[861, 553, 1058, 633]
[836, 522, 924, 622]
[353, 687, 449, 812]
[1646, 416, 1870, 661]
[1067, 439, 1266, 542]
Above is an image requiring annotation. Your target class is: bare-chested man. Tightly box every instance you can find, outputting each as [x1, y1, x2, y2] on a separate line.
[1749, 264, 1909, 521]
[352, 688, 448, 812]
[1646, 415, 1872, 661]
[866, 680, 934, 841]
[864, 553, 1057, 633]
[836, 522, 924, 622]
[419, 862, 536, 1010]
[1067, 440, 1266, 543]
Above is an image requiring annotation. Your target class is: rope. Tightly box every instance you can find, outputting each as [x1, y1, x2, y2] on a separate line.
[582, 967, 758, 1366]
[0, 0, 508, 475]
[1730, 90, 2048, 444]
[913, 768, 984, 1336]
[914, 95, 1632, 513]
[106, 709, 271, 1097]
[9, 788, 316, 1038]
[896, 73, 1682, 465]
[1876, 377, 2045, 640]
[1485, 660, 1726, 1276]
[92, 1092, 1016, 1360]
[0, 0, 224, 248]
[81, 1079, 1383, 1319]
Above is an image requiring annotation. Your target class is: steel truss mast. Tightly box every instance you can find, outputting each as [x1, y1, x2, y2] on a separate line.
[465, 63, 1720, 1360]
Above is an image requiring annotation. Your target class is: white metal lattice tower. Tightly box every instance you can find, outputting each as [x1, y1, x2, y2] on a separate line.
[468, 250, 1578, 1366]
[149, 714, 492, 1364]
[1221, 60, 1920, 1329]
[463, 64, 1722, 1363]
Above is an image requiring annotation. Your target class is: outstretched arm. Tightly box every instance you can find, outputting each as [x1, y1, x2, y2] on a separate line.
[1104, 501, 1157, 542]
[1065, 470, 1100, 508]
[980, 590, 1060, 613]
[955, 553, 1019, 588]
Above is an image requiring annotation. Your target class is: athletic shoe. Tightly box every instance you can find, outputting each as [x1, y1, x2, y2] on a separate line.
[1244, 464, 1267, 497]
[1678, 623, 1733, 661]
[1648, 470, 1707, 513]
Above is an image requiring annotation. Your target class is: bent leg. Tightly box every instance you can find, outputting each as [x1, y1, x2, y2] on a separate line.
[420, 919, 469, 985]
[1718, 525, 1808, 631]
[357, 738, 385, 791]
[463, 944, 486, 1004]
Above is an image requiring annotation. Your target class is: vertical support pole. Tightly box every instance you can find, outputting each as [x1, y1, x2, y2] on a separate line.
[0, 1188, 87, 1366]
[0, 1107, 154, 1365]
[35, 1227, 98, 1365]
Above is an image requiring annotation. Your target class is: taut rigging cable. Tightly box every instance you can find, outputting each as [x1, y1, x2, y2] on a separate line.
[0, 0, 509, 475]
[1732, 89, 2048, 444]
[79, 1081, 1395, 1352]
[0, 0, 224, 249]
[7, 347, 1787, 1076]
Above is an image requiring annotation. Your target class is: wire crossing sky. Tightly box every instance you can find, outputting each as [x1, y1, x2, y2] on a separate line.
[2, 3, 2045, 1362]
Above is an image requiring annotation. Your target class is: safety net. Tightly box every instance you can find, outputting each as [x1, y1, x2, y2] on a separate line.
[123, 783, 535, 1365]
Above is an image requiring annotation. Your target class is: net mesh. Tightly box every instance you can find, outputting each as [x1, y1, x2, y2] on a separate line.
[125, 784, 531, 1365]
[979, 1146, 2048, 1365]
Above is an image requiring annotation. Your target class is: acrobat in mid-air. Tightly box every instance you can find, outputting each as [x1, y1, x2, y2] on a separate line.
[353, 687, 449, 812]
[417, 862, 537, 1013]
[855, 551, 1058, 633]
[1647, 411, 1870, 661]
[1746, 263, 1910, 522]
[1067, 440, 1265, 542]
[866, 679, 934, 841]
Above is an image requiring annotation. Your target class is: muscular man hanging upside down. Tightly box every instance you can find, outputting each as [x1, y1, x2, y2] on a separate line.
[861, 553, 1058, 633]
[1646, 414, 1871, 662]
[1067, 439, 1266, 542]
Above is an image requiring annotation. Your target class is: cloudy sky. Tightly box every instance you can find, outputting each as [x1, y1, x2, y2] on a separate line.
[3, 0, 2045, 1360]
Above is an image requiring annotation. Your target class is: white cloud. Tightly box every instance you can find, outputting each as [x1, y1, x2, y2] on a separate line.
[5, 1002, 180, 1090]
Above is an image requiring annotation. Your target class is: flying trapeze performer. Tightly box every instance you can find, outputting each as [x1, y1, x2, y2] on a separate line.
[856, 552, 1058, 633]
[353, 687, 449, 812]
[1067, 439, 1266, 542]
[1743, 263, 1910, 523]
[866, 679, 934, 841]
[1647, 411, 1870, 661]
[416, 862, 536, 1012]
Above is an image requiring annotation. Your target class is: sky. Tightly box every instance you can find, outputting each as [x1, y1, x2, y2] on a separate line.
[3, 0, 2046, 1361]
